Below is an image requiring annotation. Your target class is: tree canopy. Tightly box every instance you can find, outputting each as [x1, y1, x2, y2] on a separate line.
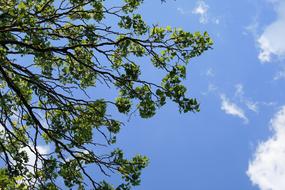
[0, 0, 213, 189]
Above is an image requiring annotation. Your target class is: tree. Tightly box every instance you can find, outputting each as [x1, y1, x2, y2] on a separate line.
[0, 0, 213, 189]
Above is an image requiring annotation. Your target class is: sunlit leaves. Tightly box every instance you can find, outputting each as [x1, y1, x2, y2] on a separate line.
[0, 0, 212, 189]
[59, 160, 83, 188]
[119, 14, 148, 35]
[112, 149, 149, 188]
[0, 168, 28, 189]
[116, 97, 132, 114]
[122, 0, 144, 13]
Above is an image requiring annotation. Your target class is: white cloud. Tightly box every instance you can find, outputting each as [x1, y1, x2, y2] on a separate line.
[178, 1, 219, 25]
[220, 94, 249, 123]
[21, 144, 50, 172]
[247, 106, 285, 190]
[192, 0, 209, 24]
[257, 0, 285, 62]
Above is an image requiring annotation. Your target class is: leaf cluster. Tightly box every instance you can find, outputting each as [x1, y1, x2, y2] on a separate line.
[0, 0, 212, 189]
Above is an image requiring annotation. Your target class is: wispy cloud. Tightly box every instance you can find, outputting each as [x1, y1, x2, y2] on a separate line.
[235, 84, 259, 113]
[235, 84, 244, 97]
[206, 68, 215, 77]
[247, 106, 285, 190]
[245, 101, 259, 113]
[201, 83, 218, 96]
[257, 0, 285, 62]
[192, 0, 209, 24]
[220, 94, 249, 123]
[244, 11, 260, 37]
[274, 67, 285, 80]
[177, 7, 189, 15]
[177, 1, 220, 25]
[208, 83, 217, 92]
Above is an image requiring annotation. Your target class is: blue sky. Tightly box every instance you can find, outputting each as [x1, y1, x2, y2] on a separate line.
[113, 0, 285, 189]
[12, 0, 285, 189]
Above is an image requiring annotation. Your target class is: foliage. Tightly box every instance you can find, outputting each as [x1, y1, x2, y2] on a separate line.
[0, 0, 213, 189]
